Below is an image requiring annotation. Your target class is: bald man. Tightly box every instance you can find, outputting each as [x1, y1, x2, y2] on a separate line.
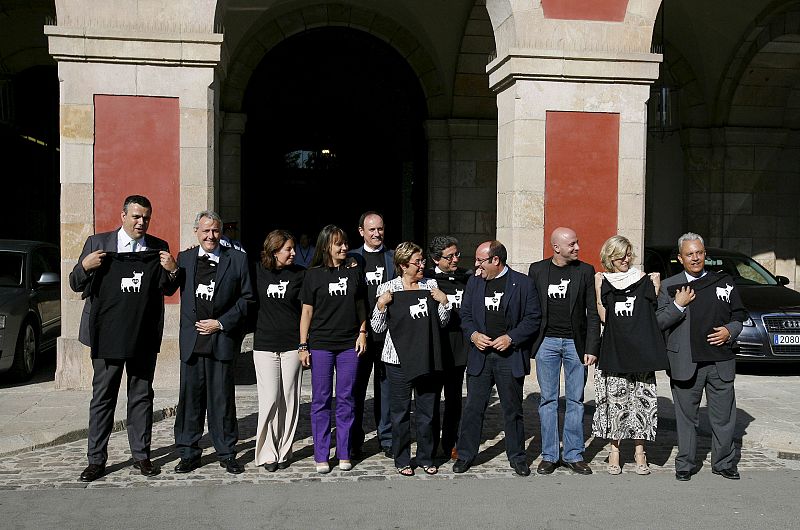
[528, 227, 601, 475]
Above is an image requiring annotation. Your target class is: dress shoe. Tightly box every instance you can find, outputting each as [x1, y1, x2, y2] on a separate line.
[277, 461, 291, 470]
[562, 460, 593, 475]
[452, 459, 471, 474]
[675, 470, 692, 481]
[174, 458, 201, 474]
[220, 457, 245, 474]
[511, 461, 531, 477]
[79, 463, 105, 482]
[263, 462, 279, 472]
[712, 467, 740, 480]
[537, 460, 559, 475]
[383, 447, 393, 459]
[133, 458, 160, 477]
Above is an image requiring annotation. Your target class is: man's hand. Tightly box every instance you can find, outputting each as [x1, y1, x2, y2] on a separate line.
[471, 331, 492, 351]
[583, 354, 597, 366]
[81, 250, 106, 272]
[490, 334, 513, 351]
[195, 319, 222, 335]
[707, 326, 731, 346]
[159, 251, 178, 273]
[674, 286, 695, 307]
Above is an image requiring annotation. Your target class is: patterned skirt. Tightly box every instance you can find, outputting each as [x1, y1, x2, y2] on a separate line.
[591, 368, 658, 441]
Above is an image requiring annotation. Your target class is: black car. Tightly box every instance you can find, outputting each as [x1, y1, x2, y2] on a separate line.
[644, 246, 800, 363]
[0, 240, 61, 380]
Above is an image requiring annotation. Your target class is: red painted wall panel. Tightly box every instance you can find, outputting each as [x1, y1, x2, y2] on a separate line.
[544, 111, 619, 271]
[94, 95, 180, 302]
[541, 0, 628, 22]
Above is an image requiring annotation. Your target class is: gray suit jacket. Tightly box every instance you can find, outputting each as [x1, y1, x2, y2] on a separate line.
[656, 272, 743, 382]
[68, 229, 177, 350]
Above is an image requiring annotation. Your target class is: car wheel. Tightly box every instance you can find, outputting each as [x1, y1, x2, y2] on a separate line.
[9, 321, 38, 381]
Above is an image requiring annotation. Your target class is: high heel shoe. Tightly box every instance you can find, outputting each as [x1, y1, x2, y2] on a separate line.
[634, 450, 650, 475]
[607, 446, 621, 475]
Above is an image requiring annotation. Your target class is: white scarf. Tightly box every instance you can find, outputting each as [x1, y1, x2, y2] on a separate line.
[603, 267, 643, 289]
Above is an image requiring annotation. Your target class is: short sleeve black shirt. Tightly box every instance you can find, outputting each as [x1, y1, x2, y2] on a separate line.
[300, 265, 366, 351]
[544, 262, 573, 338]
[254, 264, 304, 352]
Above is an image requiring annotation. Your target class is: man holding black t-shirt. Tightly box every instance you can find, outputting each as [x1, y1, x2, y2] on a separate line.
[348, 211, 396, 458]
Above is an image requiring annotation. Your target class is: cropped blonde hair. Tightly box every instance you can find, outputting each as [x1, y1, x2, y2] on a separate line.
[599, 235, 634, 273]
[394, 242, 423, 276]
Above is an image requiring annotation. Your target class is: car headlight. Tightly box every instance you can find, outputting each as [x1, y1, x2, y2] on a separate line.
[0, 315, 5, 329]
[743, 317, 754, 327]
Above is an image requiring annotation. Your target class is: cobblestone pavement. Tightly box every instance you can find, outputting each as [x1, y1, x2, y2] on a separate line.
[0, 380, 790, 491]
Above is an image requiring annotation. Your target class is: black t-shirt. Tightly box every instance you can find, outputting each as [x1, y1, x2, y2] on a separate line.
[89, 251, 166, 359]
[363, 250, 390, 341]
[301, 265, 366, 351]
[425, 267, 470, 366]
[484, 274, 508, 340]
[254, 264, 304, 352]
[386, 290, 443, 382]
[193, 256, 217, 355]
[544, 262, 572, 338]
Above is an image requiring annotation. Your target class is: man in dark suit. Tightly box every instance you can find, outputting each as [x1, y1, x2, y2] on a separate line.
[347, 211, 396, 458]
[657, 232, 745, 481]
[453, 240, 541, 476]
[173, 210, 254, 475]
[69, 194, 179, 482]
[528, 227, 600, 475]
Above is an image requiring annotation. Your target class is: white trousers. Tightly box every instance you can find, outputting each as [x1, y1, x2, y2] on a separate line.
[253, 349, 303, 465]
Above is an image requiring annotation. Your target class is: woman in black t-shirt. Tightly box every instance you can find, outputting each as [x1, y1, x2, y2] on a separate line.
[299, 225, 367, 474]
[253, 230, 305, 472]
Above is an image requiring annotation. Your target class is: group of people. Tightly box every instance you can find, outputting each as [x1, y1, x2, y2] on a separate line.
[70, 195, 747, 483]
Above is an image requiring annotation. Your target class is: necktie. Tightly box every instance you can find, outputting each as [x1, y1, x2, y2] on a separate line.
[131, 239, 138, 253]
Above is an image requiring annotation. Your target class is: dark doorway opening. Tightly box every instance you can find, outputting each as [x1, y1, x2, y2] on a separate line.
[241, 27, 428, 254]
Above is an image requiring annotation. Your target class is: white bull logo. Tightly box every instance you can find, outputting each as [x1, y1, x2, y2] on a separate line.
[614, 296, 636, 316]
[366, 266, 384, 285]
[195, 279, 215, 301]
[328, 277, 348, 296]
[484, 291, 504, 311]
[410, 297, 429, 319]
[716, 283, 733, 302]
[267, 280, 289, 298]
[120, 271, 143, 293]
[447, 289, 463, 309]
[548, 278, 570, 298]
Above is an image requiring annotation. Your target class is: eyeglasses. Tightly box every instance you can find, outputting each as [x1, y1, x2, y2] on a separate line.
[612, 253, 633, 262]
[475, 256, 492, 266]
[410, 259, 426, 267]
[441, 251, 461, 261]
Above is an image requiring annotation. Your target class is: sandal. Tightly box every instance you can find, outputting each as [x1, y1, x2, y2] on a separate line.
[634, 450, 650, 475]
[422, 465, 438, 475]
[607, 446, 621, 475]
[397, 466, 415, 477]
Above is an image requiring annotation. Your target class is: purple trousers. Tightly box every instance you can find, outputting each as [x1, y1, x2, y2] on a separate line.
[310, 348, 359, 463]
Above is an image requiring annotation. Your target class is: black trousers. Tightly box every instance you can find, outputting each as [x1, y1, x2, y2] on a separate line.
[437, 364, 467, 453]
[174, 354, 239, 460]
[456, 352, 526, 465]
[88, 355, 157, 465]
[385, 363, 439, 468]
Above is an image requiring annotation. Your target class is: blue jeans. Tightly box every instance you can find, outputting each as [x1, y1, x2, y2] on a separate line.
[536, 337, 587, 463]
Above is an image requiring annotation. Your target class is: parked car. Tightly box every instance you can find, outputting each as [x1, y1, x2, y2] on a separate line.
[644, 246, 800, 363]
[0, 240, 61, 380]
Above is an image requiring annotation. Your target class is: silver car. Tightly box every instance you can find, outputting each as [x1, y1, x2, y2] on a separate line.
[0, 240, 60, 381]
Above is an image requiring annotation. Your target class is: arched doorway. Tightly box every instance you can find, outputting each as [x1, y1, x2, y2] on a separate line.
[240, 27, 428, 252]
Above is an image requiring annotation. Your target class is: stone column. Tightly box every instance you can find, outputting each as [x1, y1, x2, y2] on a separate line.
[219, 112, 247, 229]
[46, 25, 223, 389]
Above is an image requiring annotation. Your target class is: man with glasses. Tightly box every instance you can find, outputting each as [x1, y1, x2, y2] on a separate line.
[425, 236, 472, 460]
[453, 240, 541, 476]
[527, 227, 601, 475]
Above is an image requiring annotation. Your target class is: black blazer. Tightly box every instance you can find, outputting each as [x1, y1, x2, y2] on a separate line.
[527, 258, 601, 357]
[69, 229, 177, 350]
[176, 245, 255, 362]
[460, 268, 542, 378]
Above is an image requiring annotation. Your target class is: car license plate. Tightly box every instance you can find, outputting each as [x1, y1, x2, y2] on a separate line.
[773, 334, 800, 345]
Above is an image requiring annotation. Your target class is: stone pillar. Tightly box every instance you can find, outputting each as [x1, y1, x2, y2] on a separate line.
[219, 112, 247, 230]
[46, 24, 223, 389]
[425, 119, 497, 254]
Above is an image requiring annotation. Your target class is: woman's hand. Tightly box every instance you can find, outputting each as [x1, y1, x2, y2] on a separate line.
[430, 287, 448, 305]
[649, 272, 661, 295]
[299, 350, 311, 368]
[355, 333, 367, 356]
[376, 290, 393, 311]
